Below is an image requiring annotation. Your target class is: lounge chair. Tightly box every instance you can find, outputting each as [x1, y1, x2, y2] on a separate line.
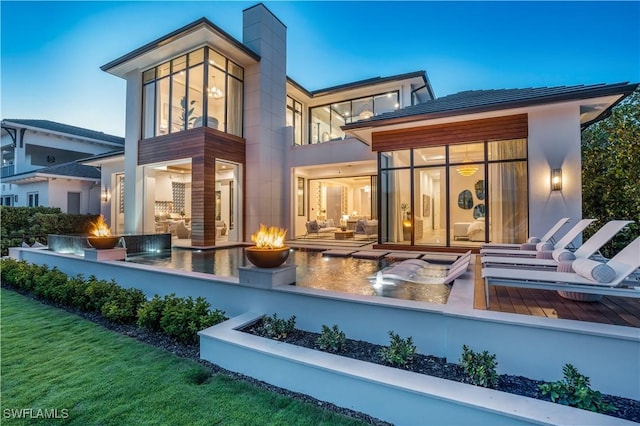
[481, 217, 571, 249]
[378, 252, 471, 285]
[480, 219, 596, 257]
[482, 236, 640, 307]
[481, 220, 632, 269]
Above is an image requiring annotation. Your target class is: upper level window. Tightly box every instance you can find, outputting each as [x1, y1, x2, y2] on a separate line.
[287, 96, 303, 145]
[142, 47, 244, 139]
[309, 91, 399, 144]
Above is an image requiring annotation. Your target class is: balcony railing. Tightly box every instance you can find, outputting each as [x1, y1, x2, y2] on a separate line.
[1, 165, 14, 178]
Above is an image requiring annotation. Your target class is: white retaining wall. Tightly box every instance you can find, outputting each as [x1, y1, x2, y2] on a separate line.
[11, 247, 640, 400]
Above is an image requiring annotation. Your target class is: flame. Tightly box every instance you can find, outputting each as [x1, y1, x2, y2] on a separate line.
[251, 224, 287, 249]
[90, 215, 111, 237]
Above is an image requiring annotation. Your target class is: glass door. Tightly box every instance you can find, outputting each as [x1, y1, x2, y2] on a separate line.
[215, 160, 241, 243]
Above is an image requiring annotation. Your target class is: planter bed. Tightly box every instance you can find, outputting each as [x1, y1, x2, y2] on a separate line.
[200, 312, 639, 425]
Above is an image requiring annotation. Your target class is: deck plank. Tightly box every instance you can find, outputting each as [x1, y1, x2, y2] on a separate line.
[474, 262, 640, 328]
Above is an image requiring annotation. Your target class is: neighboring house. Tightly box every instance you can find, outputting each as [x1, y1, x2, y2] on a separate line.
[96, 3, 637, 248]
[1, 119, 124, 214]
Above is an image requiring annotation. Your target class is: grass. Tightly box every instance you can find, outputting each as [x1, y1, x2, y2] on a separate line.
[0, 289, 365, 425]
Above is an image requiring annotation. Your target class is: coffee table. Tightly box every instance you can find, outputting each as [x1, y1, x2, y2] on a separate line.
[334, 230, 354, 240]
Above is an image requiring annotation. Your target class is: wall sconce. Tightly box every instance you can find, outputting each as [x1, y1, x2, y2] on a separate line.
[101, 188, 110, 202]
[551, 169, 562, 191]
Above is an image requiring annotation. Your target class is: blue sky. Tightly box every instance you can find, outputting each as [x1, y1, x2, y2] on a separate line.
[2, 1, 638, 137]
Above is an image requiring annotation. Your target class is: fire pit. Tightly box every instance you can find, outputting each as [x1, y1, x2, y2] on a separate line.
[245, 224, 289, 268]
[87, 215, 120, 250]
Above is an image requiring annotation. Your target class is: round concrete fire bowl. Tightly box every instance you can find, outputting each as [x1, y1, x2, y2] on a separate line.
[245, 246, 290, 268]
[87, 236, 120, 250]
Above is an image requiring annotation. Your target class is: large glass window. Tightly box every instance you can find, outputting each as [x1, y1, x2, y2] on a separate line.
[142, 47, 244, 138]
[309, 91, 399, 144]
[379, 139, 527, 246]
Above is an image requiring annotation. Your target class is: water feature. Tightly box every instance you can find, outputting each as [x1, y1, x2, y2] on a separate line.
[126, 247, 451, 304]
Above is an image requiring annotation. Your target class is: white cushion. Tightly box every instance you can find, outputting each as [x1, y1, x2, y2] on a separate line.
[536, 241, 554, 252]
[520, 243, 537, 250]
[527, 237, 541, 244]
[552, 249, 576, 263]
[572, 258, 616, 283]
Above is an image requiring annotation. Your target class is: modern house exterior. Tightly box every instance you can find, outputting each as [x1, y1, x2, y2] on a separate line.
[94, 3, 637, 249]
[1, 119, 124, 214]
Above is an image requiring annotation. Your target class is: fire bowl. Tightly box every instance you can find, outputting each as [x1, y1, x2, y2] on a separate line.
[87, 236, 120, 250]
[245, 246, 290, 268]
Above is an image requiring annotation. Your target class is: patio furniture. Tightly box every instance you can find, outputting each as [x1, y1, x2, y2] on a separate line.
[481, 220, 632, 269]
[377, 253, 471, 285]
[304, 219, 339, 238]
[482, 236, 640, 307]
[354, 219, 377, 240]
[481, 217, 571, 249]
[175, 220, 191, 239]
[480, 219, 596, 257]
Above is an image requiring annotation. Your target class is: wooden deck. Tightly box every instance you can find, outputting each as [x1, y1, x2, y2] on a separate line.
[473, 257, 640, 328]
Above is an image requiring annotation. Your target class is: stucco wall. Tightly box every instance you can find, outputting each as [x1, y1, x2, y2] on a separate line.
[527, 102, 583, 240]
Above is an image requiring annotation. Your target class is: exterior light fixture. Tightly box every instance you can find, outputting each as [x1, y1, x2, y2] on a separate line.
[101, 188, 110, 202]
[551, 168, 562, 191]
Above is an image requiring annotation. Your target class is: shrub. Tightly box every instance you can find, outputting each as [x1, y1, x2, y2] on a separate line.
[316, 324, 347, 353]
[0, 258, 46, 292]
[137, 294, 169, 332]
[81, 276, 119, 312]
[102, 288, 147, 324]
[379, 331, 416, 367]
[159, 295, 227, 345]
[255, 313, 296, 340]
[53, 274, 89, 307]
[33, 266, 68, 300]
[460, 345, 498, 388]
[539, 364, 614, 413]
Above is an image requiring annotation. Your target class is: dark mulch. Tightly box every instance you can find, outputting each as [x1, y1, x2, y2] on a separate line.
[243, 319, 640, 423]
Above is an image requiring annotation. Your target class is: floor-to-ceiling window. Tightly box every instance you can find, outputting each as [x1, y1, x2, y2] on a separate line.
[309, 91, 399, 144]
[307, 176, 376, 229]
[141, 47, 244, 139]
[379, 139, 528, 247]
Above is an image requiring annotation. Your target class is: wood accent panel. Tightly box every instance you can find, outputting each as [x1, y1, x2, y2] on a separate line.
[138, 128, 246, 247]
[372, 114, 528, 152]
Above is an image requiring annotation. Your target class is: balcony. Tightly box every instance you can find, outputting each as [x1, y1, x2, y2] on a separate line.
[1, 165, 14, 178]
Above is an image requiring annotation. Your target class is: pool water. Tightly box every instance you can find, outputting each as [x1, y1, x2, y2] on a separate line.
[126, 247, 451, 304]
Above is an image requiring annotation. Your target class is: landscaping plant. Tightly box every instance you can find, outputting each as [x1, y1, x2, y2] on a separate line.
[255, 313, 296, 340]
[539, 364, 614, 413]
[379, 331, 416, 367]
[101, 287, 147, 324]
[460, 344, 498, 388]
[316, 324, 347, 353]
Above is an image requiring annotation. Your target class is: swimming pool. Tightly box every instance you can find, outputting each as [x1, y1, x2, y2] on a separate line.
[126, 247, 451, 304]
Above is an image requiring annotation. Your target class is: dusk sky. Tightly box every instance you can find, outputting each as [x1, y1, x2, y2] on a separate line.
[2, 1, 638, 137]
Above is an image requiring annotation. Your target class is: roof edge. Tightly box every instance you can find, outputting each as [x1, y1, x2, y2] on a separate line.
[343, 82, 639, 131]
[100, 17, 260, 73]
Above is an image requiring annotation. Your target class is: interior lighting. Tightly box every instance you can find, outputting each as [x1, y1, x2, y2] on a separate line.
[359, 109, 373, 120]
[456, 145, 478, 177]
[551, 168, 563, 191]
[208, 76, 224, 99]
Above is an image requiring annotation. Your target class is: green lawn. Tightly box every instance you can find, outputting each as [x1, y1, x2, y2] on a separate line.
[0, 289, 365, 425]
